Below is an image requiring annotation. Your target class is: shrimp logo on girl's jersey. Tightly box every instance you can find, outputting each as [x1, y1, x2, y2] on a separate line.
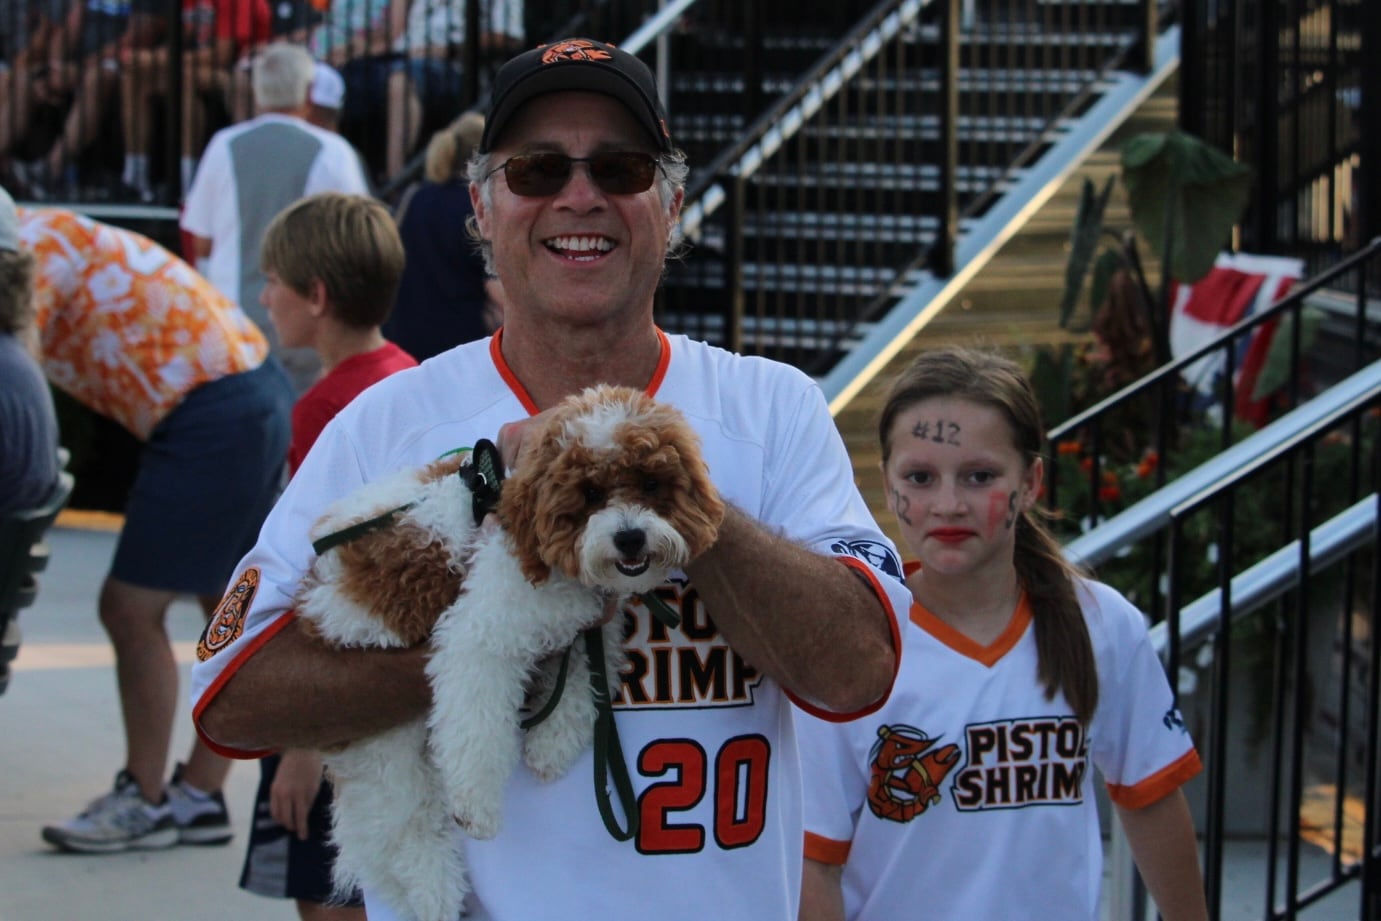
[196, 568, 260, 661]
[866, 724, 961, 822]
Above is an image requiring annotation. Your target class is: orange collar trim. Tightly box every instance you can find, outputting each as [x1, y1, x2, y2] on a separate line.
[489, 326, 671, 416]
[909, 586, 1032, 667]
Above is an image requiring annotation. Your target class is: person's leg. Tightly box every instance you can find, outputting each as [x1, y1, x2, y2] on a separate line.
[96, 575, 181, 803]
[0, 69, 19, 155]
[47, 59, 116, 179]
[230, 58, 253, 123]
[120, 55, 160, 195]
[385, 66, 420, 180]
[179, 61, 206, 191]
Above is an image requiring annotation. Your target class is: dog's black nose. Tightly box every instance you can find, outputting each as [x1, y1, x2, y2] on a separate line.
[613, 528, 647, 558]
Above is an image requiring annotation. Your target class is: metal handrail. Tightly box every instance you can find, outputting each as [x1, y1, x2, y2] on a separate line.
[1148, 495, 1376, 657]
[677, 0, 925, 241]
[1048, 238, 1381, 446]
[1061, 357, 1381, 571]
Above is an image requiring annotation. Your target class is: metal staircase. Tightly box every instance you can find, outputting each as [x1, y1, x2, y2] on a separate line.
[834, 71, 1180, 546]
[649, 0, 1164, 373]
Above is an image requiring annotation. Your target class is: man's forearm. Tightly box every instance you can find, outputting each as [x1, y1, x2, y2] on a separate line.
[685, 505, 896, 713]
[198, 618, 432, 752]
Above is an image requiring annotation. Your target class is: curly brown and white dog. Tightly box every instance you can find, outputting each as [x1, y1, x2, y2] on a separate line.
[293, 385, 725, 921]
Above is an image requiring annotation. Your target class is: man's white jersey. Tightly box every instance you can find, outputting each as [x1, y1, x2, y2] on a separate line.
[798, 577, 1201, 921]
[190, 331, 911, 921]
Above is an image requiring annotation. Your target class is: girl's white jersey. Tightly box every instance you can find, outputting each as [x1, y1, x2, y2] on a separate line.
[799, 576, 1201, 921]
[190, 331, 912, 921]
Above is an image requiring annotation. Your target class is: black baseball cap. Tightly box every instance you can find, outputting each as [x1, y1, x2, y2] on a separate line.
[479, 38, 674, 154]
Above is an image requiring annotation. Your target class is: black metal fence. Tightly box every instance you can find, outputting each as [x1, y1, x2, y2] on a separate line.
[1045, 240, 1381, 919]
[1166, 369, 1380, 919]
[1045, 237, 1381, 616]
[0, 0, 526, 199]
[1180, 0, 1376, 277]
[654, 0, 1163, 371]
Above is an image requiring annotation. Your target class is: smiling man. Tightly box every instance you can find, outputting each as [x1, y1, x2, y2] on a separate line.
[189, 37, 911, 921]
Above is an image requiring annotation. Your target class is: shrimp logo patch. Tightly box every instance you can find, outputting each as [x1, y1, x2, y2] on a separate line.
[196, 568, 259, 661]
[866, 723, 961, 823]
[541, 39, 614, 65]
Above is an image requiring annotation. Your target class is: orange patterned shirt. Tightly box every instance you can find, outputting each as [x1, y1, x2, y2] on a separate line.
[19, 208, 269, 440]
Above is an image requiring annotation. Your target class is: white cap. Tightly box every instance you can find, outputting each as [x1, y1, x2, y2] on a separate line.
[311, 62, 345, 110]
[0, 185, 18, 252]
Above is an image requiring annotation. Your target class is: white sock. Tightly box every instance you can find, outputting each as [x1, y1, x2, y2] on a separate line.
[180, 156, 197, 192]
[123, 154, 148, 190]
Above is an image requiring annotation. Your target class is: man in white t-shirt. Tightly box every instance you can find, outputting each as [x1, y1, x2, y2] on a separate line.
[190, 37, 910, 921]
[181, 40, 369, 393]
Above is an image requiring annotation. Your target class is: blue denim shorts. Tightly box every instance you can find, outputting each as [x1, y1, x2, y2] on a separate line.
[109, 358, 293, 596]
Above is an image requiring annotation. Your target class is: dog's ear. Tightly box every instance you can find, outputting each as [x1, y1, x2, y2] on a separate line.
[655, 406, 726, 559]
[499, 436, 554, 585]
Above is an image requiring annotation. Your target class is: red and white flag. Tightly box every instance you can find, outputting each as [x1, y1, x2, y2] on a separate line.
[1168, 252, 1303, 424]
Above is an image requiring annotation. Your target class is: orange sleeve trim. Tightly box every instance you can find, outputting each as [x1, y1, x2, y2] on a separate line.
[787, 556, 903, 722]
[190, 610, 298, 760]
[804, 830, 851, 865]
[1106, 749, 1204, 810]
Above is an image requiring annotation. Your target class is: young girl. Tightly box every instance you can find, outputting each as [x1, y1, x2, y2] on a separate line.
[797, 347, 1209, 921]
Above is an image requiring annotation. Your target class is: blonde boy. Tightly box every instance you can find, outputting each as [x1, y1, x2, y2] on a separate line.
[240, 191, 416, 920]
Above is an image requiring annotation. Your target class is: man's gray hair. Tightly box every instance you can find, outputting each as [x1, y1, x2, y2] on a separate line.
[463, 149, 690, 276]
[252, 42, 316, 112]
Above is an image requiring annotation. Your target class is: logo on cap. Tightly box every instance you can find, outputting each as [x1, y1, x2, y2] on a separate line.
[540, 39, 614, 65]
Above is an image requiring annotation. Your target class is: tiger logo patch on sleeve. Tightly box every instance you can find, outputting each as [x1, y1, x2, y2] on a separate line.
[196, 568, 259, 661]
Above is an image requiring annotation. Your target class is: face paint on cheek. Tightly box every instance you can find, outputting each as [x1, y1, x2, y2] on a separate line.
[985, 490, 1016, 536]
[892, 488, 913, 527]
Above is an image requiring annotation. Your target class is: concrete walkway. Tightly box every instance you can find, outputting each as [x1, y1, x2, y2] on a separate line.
[0, 521, 1364, 920]
[0, 520, 296, 921]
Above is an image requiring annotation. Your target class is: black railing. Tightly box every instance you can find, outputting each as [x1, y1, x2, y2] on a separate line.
[1045, 237, 1381, 617]
[656, 0, 1162, 372]
[1180, 0, 1374, 276]
[1163, 377, 1380, 919]
[0, 0, 527, 201]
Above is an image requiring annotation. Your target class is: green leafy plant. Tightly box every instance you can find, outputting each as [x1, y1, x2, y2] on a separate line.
[1059, 129, 1253, 365]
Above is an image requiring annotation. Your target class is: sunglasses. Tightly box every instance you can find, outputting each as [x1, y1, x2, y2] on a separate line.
[486, 151, 663, 197]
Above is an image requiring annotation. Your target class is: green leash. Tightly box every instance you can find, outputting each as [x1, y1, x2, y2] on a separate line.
[519, 646, 572, 730]
[586, 624, 639, 841]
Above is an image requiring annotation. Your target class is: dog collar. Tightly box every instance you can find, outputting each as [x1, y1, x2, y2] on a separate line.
[311, 441, 504, 557]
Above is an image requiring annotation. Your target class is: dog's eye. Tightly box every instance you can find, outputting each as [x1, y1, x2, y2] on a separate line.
[642, 477, 660, 494]
[583, 484, 605, 505]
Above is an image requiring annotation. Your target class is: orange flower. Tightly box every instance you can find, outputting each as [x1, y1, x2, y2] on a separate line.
[1057, 441, 1083, 456]
[1079, 457, 1094, 473]
[1099, 485, 1122, 502]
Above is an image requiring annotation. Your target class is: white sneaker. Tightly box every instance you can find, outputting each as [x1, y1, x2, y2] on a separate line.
[165, 762, 232, 845]
[10, 159, 50, 201]
[41, 770, 178, 853]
